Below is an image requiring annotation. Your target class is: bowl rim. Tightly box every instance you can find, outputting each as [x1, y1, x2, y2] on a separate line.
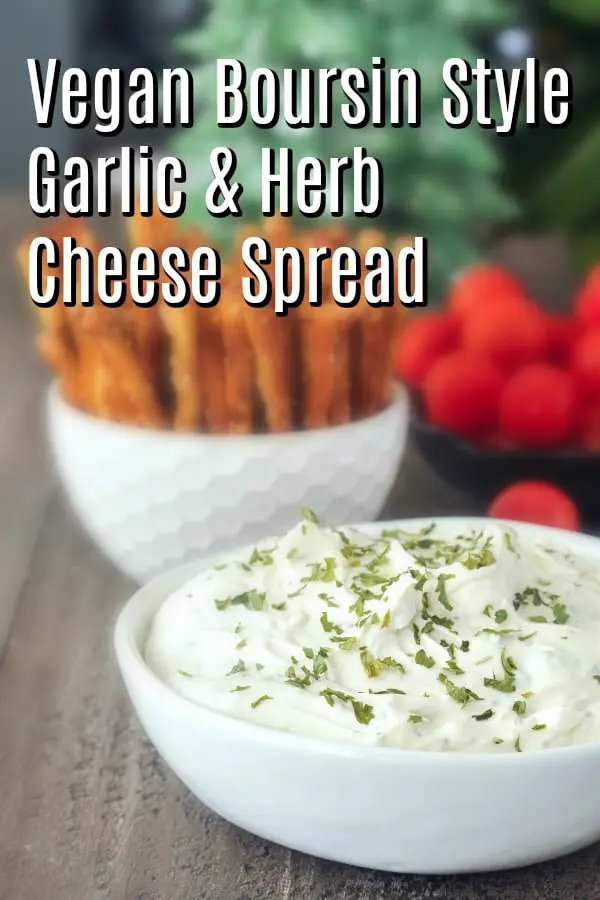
[114, 515, 600, 765]
[409, 392, 600, 462]
[48, 381, 408, 443]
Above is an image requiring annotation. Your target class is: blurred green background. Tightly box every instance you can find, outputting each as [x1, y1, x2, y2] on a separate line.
[502, 0, 600, 271]
[167, 0, 600, 295]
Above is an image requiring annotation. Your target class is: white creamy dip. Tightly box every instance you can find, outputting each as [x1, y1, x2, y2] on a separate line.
[145, 515, 600, 753]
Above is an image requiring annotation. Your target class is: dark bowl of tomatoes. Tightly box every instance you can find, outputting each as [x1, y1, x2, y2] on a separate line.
[410, 401, 600, 526]
[397, 262, 600, 528]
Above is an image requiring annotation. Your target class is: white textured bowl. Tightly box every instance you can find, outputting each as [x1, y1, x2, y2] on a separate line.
[114, 518, 600, 875]
[46, 384, 409, 583]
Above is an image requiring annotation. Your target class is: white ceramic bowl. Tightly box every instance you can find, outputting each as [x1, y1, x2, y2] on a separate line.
[46, 384, 409, 583]
[114, 518, 600, 875]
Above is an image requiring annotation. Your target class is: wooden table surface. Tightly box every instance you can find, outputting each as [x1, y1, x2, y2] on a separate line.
[2, 196, 600, 899]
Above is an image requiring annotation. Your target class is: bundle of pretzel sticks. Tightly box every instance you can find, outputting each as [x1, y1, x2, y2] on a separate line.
[16, 215, 409, 434]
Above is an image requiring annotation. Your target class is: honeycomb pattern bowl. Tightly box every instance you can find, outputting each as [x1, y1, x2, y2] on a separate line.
[46, 384, 410, 583]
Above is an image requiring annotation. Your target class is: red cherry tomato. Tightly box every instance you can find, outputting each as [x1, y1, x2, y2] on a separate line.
[571, 329, 600, 401]
[499, 364, 581, 448]
[545, 314, 577, 366]
[574, 264, 600, 329]
[446, 265, 527, 319]
[488, 482, 580, 531]
[423, 351, 503, 438]
[462, 304, 549, 372]
[395, 313, 460, 388]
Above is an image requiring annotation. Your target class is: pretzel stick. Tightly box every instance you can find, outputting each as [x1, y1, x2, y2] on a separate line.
[158, 303, 203, 431]
[219, 277, 255, 434]
[243, 306, 295, 432]
[329, 323, 352, 425]
[123, 210, 176, 375]
[178, 227, 230, 433]
[297, 307, 342, 429]
[235, 222, 296, 432]
[73, 301, 166, 427]
[352, 230, 408, 417]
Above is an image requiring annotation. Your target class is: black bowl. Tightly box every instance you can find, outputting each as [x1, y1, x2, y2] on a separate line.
[409, 398, 600, 526]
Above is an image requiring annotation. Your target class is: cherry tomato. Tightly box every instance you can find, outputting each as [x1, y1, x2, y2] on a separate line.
[488, 482, 580, 531]
[446, 265, 527, 319]
[463, 304, 548, 372]
[574, 264, 600, 329]
[571, 329, 600, 401]
[499, 364, 581, 448]
[545, 314, 577, 366]
[395, 313, 460, 388]
[423, 351, 503, 438]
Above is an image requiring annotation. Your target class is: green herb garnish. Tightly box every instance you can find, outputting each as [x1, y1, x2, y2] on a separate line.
[481, 648, 518, 693]
[250, 695, 273, 709]
[248, 547, 274, 567]
[320, 688, 375, 725]
[318, 592, 339, 608]
[483, 673, 516, 693]
[302, 558, 337, 584]
[227, 659, 246, 676]
[320, 611, 342, 634]
[445, 660, 465, 675]
[462, 538, 496, 570]
[330, 635, 358, 651]
[415, 649, 435, 669]
[214, 597, 230, 611]
[552, 603, 569, 625]
[438, 672, 482, 705]
[215, 590, 266, 612]
[369, 688, 406, 695]
[360, 648, 405, 678]
[476, 628, 520, 637]
[436, 574, 455, 610]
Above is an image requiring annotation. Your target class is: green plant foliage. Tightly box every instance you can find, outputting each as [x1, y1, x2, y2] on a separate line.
[171, 0, 517, 294]
[504, 2, 600, 271]
[550, 0, 600, 23]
